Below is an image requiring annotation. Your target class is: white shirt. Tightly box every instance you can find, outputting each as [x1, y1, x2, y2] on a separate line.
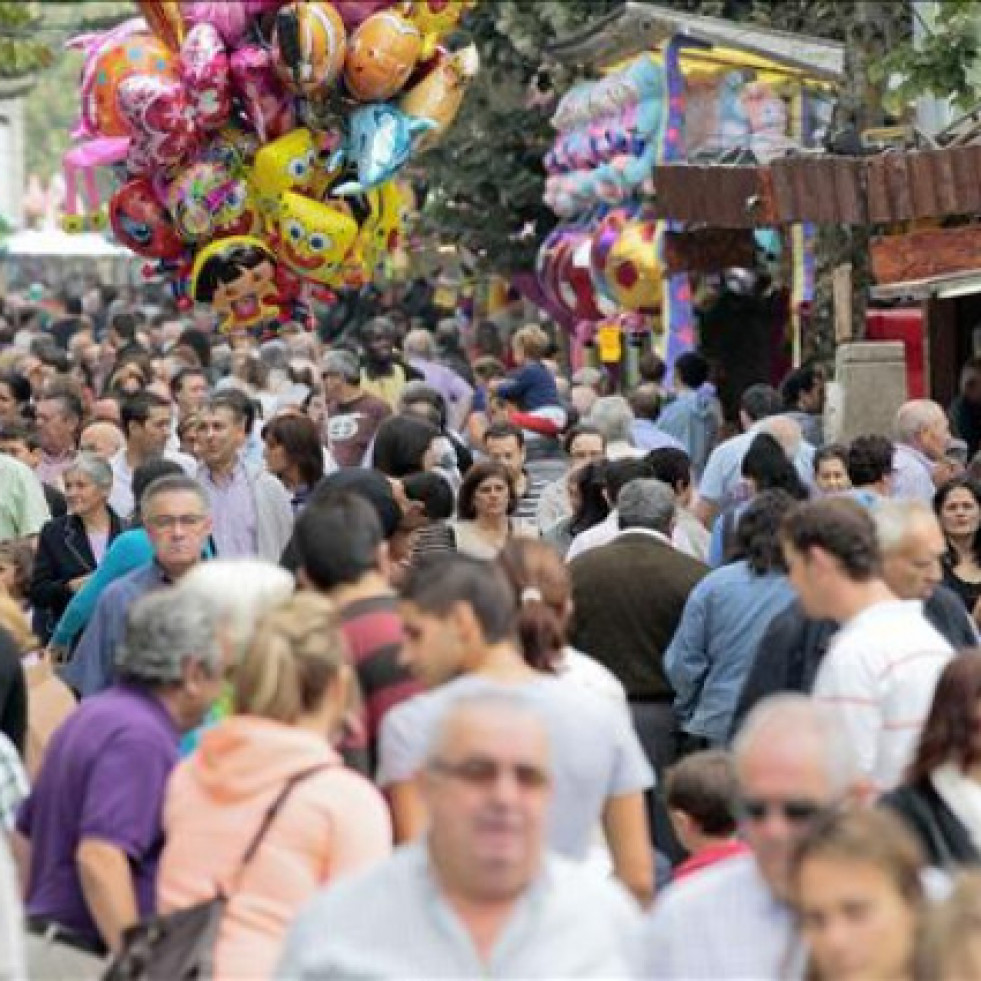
[109, 448, 197, 519]
[813, 599, 953, 792]
[642, 853, 802, 979]
[566, 511, 707, 563]
[891, 442, 936, 502]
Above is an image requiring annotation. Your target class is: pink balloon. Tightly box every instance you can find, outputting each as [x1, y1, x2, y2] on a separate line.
[182, 1, 287, 48]
[229, 45, 296, 142]
[180, 23, 231, 131]
[118, 74, 199, 174]
[334, 1, 394, 29]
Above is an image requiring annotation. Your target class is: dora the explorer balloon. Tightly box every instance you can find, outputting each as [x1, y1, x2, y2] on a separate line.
[190, 236, 283, 333]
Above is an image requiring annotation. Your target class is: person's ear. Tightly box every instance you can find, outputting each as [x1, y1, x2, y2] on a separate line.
[376, 541, 393, 581]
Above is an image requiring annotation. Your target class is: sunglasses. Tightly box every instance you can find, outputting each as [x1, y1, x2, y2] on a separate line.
[429, 757, 550, 790]
[740, 797, 825, 824]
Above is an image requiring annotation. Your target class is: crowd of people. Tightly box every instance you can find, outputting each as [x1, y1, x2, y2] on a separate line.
[3, 281, 981, 979]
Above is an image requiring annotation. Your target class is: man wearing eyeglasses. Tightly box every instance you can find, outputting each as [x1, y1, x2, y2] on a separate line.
[278, 692, 642, 980]
[642, 695, 859, 980]
[62, 475, 212, 698]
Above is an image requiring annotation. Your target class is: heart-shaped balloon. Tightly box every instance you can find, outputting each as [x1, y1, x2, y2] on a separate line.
[182, 1, 287, 48]
[118, 74, 199, 173]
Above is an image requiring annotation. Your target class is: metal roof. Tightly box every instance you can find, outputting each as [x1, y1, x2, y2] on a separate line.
[545, 1, 845, 81]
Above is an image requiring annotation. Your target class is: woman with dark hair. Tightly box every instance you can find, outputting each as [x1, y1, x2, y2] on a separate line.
[369, 414, 442, 479]
[934, 476, 981, 622]
[262, 414, 325, 512]
[883, 652, 981, 868]
[450, 460, 535, 559]
[709, 432, 809, 565]
[0, 371, 32, 425]
[543, 459, 610, 558]
[665, 490, 798, 748]
[813, 442, 851, 494]
[791, 808, 924, 981]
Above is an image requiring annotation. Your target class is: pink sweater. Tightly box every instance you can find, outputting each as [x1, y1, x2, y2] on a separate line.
[158, 717, 392, 979]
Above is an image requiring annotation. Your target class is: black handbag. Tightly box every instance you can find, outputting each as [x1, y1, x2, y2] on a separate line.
[102, 763, 330, 981]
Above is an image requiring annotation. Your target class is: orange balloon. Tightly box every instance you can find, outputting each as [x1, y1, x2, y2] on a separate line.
[273, 1, 348, 95]
[344, 12, 422, 102]
[400, 43, 478, 149]
[135, 0, 185, 51]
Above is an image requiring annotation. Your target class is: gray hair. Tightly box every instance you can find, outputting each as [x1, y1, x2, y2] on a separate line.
[872, 498, 939, 555]
[321, 349, 361, 386]
[64, 452, 113, 492]
[424, 689, 550, 767]
[140, 474, 209, 517]
[178, 560, 294, 662]
[732, 694, 857, 797]
[588, 395, 635, 445]
[403, 328, 435, 359]
[114, 589, 223, 686]
[896, 399, 945, 445]
[617, 478, 676, 534]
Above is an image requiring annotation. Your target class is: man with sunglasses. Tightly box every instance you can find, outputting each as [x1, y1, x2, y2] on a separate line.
[278, 692, 642, 979]
[643, 696, 857, 979]
[62, 476, 212, 698]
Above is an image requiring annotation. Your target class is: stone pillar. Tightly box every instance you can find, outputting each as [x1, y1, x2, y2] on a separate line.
[825, 341, 908, 444]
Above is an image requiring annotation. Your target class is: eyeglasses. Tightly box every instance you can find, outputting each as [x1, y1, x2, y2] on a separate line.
[146, 514, 207, 532]
[429, 757, 550, 790]
[740, 797, 825, 824]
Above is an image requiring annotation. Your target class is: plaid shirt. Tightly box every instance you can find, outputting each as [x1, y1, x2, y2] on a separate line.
[0, 732, 27, 832]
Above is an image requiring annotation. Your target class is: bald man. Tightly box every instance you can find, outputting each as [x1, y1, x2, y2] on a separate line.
[79, 421, 125, 462]
[278, 693, 642, 979]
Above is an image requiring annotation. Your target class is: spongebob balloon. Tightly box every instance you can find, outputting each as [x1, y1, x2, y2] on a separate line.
[249, 127, 320, 215]
[397, 1, 475, 61]
[273, 190, 359, 285]
[360, 178, 412, 269]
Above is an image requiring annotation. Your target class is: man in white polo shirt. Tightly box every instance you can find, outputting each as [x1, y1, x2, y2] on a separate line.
[781, 497, 953, 793]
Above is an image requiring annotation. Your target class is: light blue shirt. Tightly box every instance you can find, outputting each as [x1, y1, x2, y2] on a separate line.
[631, 419, 685, 454]
[655, 388, 721, 476]
[642, 854, 802, 979]
[199, 461, 257, 559]
[891, 442, 936, 502]
[665, 561, 795, 743]
[699, 426, 815, 511]
[277, 842, 643, 980]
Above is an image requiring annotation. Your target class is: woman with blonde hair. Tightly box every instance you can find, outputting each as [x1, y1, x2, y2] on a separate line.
[157, 593, 391, 980]
[792, 808, 925, 981]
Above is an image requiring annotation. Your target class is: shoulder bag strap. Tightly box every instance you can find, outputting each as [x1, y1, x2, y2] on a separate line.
[224, 763, 333, 895]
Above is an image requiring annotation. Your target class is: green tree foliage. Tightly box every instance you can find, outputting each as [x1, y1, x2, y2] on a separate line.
[0, 2, 53, 81]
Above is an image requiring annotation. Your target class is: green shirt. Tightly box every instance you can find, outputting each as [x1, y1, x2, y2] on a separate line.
[0, 454, 50, 541]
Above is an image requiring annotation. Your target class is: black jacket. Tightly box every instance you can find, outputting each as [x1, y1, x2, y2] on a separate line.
[729, 586, 978, 740]
[882, 778, 980, 869]
[29, 509, 123, 641]
[0, 627, 25, 753]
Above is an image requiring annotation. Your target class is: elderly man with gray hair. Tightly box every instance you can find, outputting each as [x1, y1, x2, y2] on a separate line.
[402, 328, 473, 432]
[570, 478, 709, 852]
[278, 690, 643, 979]
[643, 695, 859, 980]
[322, 348, 391, 467]
[588, 395, 645, 460]
[893, 398, 959, 501]
[16, 589, 228, 977]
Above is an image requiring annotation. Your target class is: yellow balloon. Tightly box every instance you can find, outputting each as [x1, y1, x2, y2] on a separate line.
[605, 220, 663, 314]
[397, 0, 476, 61]
[273, 191, 359, 285]
[249, 128, 320, 216]
[399, 43, 478, 150]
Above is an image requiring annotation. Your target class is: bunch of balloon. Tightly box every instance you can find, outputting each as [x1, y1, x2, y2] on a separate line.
[61, 0, 479, 335]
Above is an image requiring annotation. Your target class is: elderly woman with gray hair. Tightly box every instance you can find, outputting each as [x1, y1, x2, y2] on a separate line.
[17, 589, 228, 974]
[29, 453, 123, 643]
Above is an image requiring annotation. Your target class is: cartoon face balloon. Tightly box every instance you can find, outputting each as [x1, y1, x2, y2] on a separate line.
[190, 235, 284, 333]
[344, 11, 422, 102]
[272, 1, 347, 95]
[166, 160, 262, 242]
[250, 127, 320, 213]
[110, 177, 186, 260]
[273, 191, 359, 285]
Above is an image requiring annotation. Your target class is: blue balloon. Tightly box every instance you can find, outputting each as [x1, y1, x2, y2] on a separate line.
[331, 103, 436, 197]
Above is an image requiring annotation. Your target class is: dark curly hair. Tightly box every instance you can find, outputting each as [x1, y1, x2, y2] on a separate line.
[733, 489, 796, 575]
